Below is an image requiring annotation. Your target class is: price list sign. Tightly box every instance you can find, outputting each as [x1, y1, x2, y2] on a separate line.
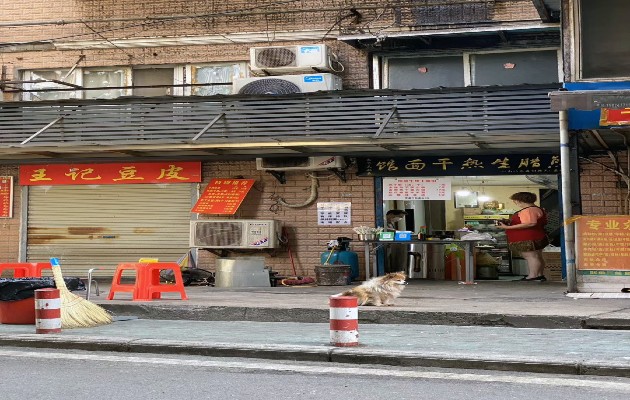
[192, 179, 255, 215]
[0, 176, 13, 218]
[383, 177, 452, 200]
[317, 202, 351, 226]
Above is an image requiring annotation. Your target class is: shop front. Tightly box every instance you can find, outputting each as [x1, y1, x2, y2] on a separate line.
[357, 154, 561, 281]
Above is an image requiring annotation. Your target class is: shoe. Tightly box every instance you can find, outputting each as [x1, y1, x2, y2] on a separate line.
[518, 276, 546, 282]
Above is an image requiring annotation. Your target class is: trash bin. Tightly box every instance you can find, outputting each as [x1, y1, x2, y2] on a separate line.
[0, 278, 57, 324]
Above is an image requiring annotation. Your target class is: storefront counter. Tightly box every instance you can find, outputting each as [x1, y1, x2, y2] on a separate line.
[353, 239, 479, 284]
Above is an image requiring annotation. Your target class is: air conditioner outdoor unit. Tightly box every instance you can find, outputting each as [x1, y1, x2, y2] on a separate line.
[256, 156, 345, 171]
[250, 44, 335, 74]
[190, 219, 282, 249]
[233, 73, 342, 95]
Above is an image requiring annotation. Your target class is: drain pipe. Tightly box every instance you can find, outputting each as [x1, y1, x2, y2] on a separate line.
[560, 110, 577, 293]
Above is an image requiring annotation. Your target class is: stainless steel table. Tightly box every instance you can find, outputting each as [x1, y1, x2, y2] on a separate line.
[354, 239, 478, 284]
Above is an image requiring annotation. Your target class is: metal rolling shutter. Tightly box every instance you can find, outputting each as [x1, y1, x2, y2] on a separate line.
[27, 184, 193, 278]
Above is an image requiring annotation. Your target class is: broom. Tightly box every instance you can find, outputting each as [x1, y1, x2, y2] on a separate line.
[50, 257, 113, 329]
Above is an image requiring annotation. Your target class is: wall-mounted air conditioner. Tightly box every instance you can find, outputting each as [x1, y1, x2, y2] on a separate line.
[256, 156, 345, 171]
[250, 44, 336, 74]
[190, 220, 282, 249]
[233, 73, 342, 95]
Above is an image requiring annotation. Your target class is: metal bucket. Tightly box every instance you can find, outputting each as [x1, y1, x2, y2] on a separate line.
[315, 264, 351, 286]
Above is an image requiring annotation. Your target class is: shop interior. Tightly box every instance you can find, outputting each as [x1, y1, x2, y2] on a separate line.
[382, 175, 560, 280]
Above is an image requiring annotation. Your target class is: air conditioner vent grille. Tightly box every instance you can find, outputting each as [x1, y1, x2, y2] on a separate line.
[194, 221, 243, 247]
[238, 78, 302, 95]
[255, 47, 297, 68]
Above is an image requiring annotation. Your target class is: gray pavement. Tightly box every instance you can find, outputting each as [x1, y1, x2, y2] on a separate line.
[2, 278, 630, 377]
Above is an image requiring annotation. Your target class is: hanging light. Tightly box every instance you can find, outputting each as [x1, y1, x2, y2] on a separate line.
[478, 180, 491, 202]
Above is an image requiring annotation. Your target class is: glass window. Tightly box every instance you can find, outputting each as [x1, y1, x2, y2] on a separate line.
[83, 68, 129, 99]
[191, 63, 246, 96]
[22, 69, 80, 101]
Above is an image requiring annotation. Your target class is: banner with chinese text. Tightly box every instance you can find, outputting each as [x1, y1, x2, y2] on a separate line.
[383, 177, 451, 200]
[19, 162, 201, 185]
[0, 176, 13, 218]
[191, 179, 255, 215]
[357, 154, 560, 177]
[577, 216, 630, 276]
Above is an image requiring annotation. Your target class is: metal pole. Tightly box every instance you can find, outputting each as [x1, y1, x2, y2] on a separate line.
[559, 110, 577, 292]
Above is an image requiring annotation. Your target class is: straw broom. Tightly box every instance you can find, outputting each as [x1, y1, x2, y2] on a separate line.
[50, 258, 113, 329]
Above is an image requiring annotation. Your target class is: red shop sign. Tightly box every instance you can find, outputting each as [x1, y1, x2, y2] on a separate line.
[19, 162, 201, 186]
[600, 108, 630, 126]
[192, 179, 255, 215]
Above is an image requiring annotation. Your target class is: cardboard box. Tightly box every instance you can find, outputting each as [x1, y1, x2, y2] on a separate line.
[542, 252, 563, 281]
[379, 232, 394, 241]
[394, 231, 412, 241]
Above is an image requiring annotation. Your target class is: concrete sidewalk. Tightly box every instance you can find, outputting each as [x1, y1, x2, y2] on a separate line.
[96, 279, 630, 329]
[2, 279, 630, 377]
[1, 318, 629, 377]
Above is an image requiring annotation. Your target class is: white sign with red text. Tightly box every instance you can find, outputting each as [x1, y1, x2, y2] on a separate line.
[383, 177, 452, 200]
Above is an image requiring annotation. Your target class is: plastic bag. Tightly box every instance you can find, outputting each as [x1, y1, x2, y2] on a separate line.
[0, 277, 85, 301]
[460, 232, 496, 241]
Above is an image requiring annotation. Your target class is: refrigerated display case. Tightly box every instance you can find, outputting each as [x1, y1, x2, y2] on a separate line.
[463, 214, 512, 275]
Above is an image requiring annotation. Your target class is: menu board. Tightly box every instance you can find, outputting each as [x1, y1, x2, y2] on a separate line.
[577, 216, 630, 275]
[192, 179, 255, 215]
[383, 177, 451, 200]
[0, 176, 13, 218]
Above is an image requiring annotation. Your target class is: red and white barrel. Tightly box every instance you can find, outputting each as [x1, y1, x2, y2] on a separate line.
[34, 288, 61, 334]
[329, 296, 358, 347]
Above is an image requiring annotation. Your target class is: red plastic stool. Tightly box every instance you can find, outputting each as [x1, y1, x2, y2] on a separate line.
[0, 263, 37, 278]
[145, 262, 188, 300]
[32, 262, 53, 277]
[107, 263, 150, 301]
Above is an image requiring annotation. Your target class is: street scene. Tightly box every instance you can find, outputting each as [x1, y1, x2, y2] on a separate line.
[2, 0, 630, 399]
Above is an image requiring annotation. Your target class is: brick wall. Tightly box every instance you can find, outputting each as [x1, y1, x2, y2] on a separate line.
[197, 160, 375, 278]
[579, 153, 629, 215]
[0, 166, 21, 263]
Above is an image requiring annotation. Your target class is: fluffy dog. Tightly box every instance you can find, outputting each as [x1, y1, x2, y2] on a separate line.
[337, 272, 407, 306]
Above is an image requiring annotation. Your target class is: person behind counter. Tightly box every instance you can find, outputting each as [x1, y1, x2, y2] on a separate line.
[496, 192, 549, 281]
[386, 209, 407, 231]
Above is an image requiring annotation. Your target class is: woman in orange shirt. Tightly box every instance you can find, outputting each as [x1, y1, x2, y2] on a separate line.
[497, 192, 549, 281]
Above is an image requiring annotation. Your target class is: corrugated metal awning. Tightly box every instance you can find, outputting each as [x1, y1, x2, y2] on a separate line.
[0, 84, 562, 163]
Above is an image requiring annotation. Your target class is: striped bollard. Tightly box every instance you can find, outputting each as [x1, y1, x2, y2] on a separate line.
[329, 296, 358, 347]
[35, 288, 62, 334]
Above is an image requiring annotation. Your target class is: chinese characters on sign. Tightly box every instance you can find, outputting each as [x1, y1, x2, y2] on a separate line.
[357, 154, 560, 176]
[317, 202, 351, 226]
[0, 176, 13, 218]
[577, 216, 630, 275]
[191, 179, 255, 215]
[19, 162, 201, 185]
[383, 178, 452, 201]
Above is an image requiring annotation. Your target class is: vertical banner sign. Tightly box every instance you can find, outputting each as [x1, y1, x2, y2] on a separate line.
[383, 177, 452, 200]
[576, 216, 630, 276]
[192, 179, 255, 215]
[0, 176, 13, 218]
[317, 202, 351, 226]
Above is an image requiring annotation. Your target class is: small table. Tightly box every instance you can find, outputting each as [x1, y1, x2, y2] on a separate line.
[354, 239, 478, 284]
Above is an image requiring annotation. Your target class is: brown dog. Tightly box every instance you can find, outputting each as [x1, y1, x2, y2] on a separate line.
[337, 272, 407, 306]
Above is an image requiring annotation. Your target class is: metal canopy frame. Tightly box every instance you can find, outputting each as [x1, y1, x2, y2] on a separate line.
[0, 84, 562, 163]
